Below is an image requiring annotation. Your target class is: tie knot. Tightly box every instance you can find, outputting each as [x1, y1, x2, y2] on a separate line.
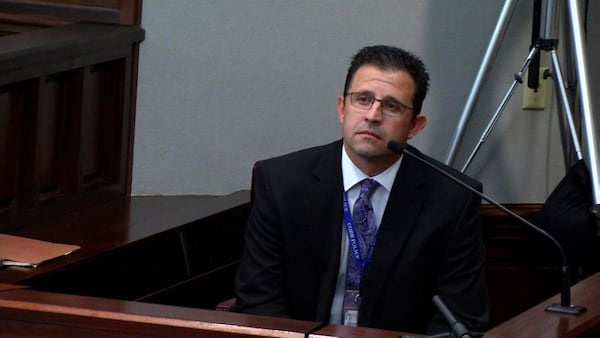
[360, 179, 379, 199]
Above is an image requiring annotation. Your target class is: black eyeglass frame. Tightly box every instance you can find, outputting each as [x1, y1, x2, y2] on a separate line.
[344, 92, 413, 118]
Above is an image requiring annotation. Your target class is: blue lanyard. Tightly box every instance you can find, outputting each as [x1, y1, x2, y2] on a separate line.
[342, 189, 377, 273]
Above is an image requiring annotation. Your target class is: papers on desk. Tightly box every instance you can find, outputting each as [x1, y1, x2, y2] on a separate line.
[0, 234, 80, 268]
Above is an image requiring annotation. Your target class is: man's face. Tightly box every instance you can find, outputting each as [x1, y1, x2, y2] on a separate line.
[337, 65, 426, 174]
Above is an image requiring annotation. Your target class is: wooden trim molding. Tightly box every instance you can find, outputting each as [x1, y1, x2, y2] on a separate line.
[0, 0, 141, 26]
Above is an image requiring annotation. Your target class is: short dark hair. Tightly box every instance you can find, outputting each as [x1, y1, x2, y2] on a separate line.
[343, 45, 430, 116]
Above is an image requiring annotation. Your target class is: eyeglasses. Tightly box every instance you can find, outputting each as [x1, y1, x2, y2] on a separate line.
[345, 92, 412, 118]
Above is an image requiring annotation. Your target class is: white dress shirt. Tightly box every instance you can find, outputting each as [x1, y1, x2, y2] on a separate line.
[329, 146, 402, 324]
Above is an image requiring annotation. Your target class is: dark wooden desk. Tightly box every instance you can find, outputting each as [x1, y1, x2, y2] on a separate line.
[0, 191, 251, 309]
[485, 272, 600, 338]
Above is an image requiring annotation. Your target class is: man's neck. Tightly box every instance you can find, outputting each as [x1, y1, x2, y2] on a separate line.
[342, 146, 401, 177]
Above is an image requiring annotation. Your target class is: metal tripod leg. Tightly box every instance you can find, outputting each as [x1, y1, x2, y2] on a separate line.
[444, 0, 519, 166]
[565, 0, 600, 226]
[548, 49, 583, 161]
[460, 44, 585, 174]
[460, 46, 540, 173]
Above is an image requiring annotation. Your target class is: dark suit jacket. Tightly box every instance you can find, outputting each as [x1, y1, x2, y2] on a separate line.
[235, 140, 489, 334]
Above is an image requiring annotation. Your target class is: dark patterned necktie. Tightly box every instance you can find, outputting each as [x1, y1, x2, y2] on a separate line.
[346, 178, 379, 290]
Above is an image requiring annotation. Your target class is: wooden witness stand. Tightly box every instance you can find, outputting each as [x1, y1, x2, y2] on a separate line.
[0, 203, 597, 338]
[0, 191, 598, 337]
[0, 274, 597, 337]
[0, 1, 599, 337]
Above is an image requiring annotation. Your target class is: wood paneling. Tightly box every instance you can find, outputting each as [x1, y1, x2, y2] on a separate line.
[0, 85, 23, 209]
[0, 0, 143, 228]
[0, 18, 143, 227]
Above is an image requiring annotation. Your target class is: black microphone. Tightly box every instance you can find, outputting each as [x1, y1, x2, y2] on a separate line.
[433, 295, 473, 338]
[387, 141, 586, 315]
[400, 295, 483, 338]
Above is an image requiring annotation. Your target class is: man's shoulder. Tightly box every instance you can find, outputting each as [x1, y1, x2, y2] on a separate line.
[258, 140, 341, 169]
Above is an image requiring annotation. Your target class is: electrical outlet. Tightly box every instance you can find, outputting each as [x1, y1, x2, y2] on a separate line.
[522, 67, 548, 110]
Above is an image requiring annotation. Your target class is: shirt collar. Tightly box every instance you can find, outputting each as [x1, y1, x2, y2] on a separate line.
[341, 146, 402, 193]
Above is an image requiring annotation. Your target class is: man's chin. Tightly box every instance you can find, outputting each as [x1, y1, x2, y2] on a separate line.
[352, 144, 386, 158]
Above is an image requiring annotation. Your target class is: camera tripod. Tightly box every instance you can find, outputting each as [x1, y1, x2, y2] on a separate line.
[443, 0, 600, 226]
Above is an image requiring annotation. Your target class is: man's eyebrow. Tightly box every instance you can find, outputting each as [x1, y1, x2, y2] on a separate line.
[380, 95, 403, 104]
[353, 90, 405, 105]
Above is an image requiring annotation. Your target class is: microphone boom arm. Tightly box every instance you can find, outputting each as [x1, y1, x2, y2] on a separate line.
[387, 141, 586, 315]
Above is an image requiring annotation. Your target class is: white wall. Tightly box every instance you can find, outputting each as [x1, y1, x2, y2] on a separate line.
[133, 0, 600, 203]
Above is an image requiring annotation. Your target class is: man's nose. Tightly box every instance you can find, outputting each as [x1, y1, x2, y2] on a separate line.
[364, 101, 383, 121]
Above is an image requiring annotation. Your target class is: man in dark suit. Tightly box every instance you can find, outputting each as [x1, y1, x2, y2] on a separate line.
[235, 45, 489, 335]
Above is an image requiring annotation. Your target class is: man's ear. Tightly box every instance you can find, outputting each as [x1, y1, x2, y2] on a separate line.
[407, 114, 426, 139]
[336, 95, 345, 124]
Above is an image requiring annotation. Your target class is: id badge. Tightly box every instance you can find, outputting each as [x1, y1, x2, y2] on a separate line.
[342, 289, 360, 326]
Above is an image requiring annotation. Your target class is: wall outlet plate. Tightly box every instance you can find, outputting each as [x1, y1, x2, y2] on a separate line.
[522, 67, 548, 110]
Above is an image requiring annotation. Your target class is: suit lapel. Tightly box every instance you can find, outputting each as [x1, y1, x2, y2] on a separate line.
[303, 141, 344, 320]
[359, 153, 429, 319]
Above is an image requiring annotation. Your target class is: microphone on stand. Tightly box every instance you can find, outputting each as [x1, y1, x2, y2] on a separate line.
[433, 295, 474, 338]
[401, 295, 484, 338]
[387, 141, 586, 315]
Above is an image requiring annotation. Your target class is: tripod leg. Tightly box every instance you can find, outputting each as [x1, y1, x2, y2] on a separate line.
[444, 0, 519, 166]
[565, 0, 600, 228]
[548, 49, 583, 161]
[461, 46, 540, 173]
